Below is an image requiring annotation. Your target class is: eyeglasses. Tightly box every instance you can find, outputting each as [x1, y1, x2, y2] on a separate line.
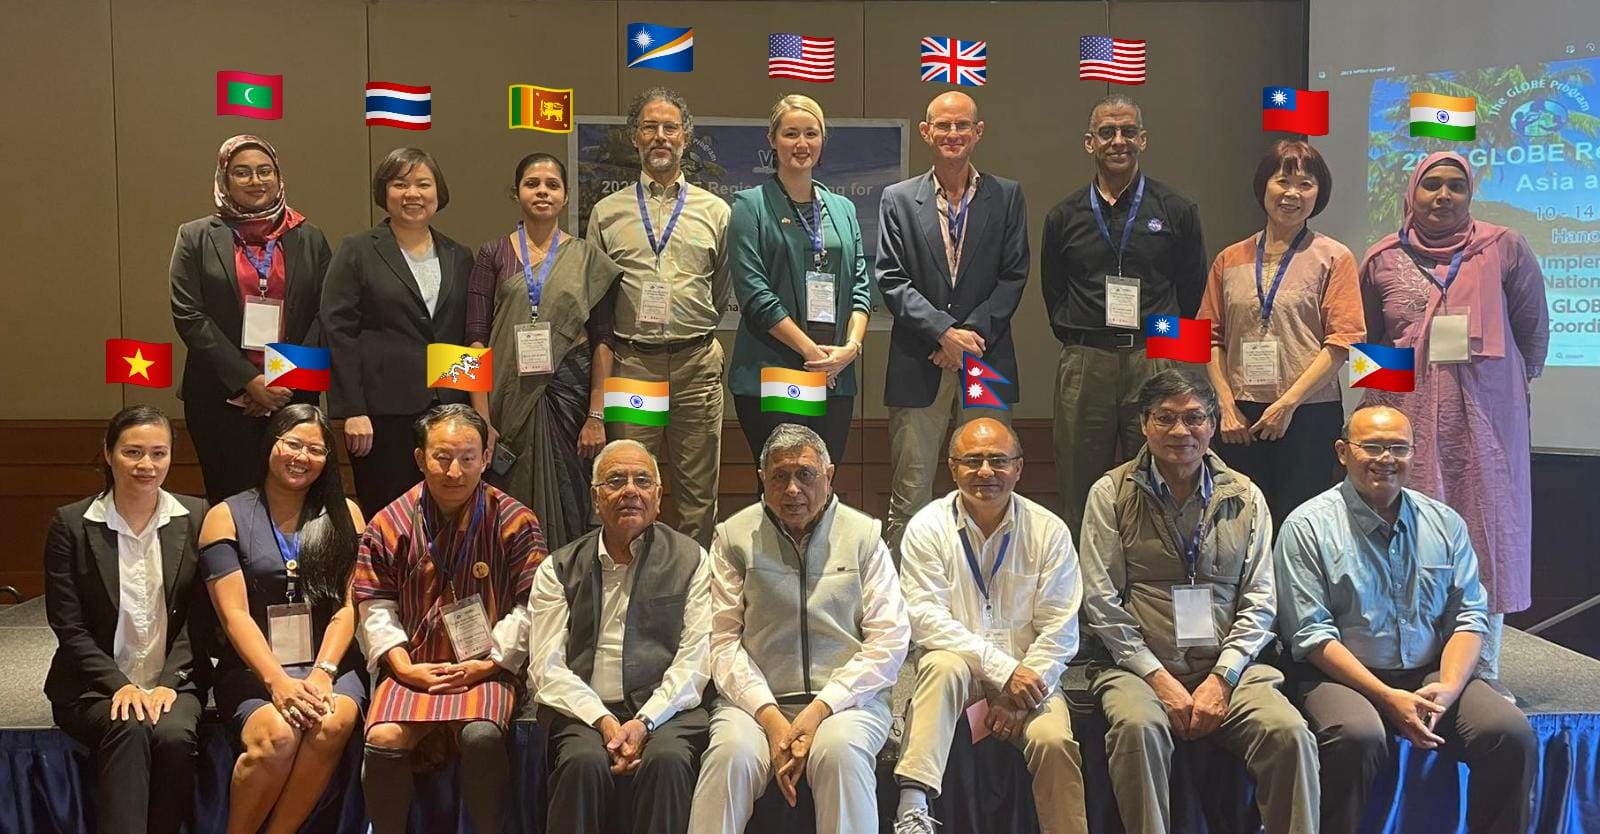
[277, 436, 329, 459]
[1093, 125, 1143, 141]
[1146, 410, 1212, 430]
[949, 454, 1021, 472]
[929, 121, 976, 136]
[1352, 441, 1414, 460]
[765, 467, 822, 487]
[228, 166, 278, 183]
[637, 121, 684, 138]
[595, 473, 658, 493]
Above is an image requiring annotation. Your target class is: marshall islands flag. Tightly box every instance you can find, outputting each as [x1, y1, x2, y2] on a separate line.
[1409, 92, 1477, 141]
[263, 343, 331, 391]
[760, 368, 826, 416]
[364, 82, 432, 130]
[1349, 343, 1415, 392]
[604, 378, 670, 426]
[626, 22, 695, 72]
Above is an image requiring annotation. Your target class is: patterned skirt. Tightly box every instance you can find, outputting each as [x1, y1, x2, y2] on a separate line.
[366, 672, 519, 730]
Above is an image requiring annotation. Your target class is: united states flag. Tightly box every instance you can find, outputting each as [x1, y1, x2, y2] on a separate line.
[1079, 35, 1146, 85]
[920, 36, 987, 87]
[768, 33, 836, 82]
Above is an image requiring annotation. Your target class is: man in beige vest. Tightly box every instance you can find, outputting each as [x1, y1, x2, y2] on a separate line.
[1078, 370, 1318, 834]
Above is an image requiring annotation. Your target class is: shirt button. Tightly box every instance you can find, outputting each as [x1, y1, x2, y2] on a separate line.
[1399, 617, 1408, 624]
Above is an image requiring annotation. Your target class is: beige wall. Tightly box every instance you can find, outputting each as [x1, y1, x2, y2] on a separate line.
[0, 0, 1304, 421]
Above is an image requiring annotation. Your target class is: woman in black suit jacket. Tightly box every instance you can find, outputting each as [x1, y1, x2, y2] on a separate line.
[170, 135, 332, 503]
[44, 405, 210, 834]
[320, 147, 473, 517]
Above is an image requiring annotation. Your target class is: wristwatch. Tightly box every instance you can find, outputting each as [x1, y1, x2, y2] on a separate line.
[635, 714, 656, 733]
[313, 661, 339, 678]
[1213, 665, 1242, 688]
[586, 410, 604, 422]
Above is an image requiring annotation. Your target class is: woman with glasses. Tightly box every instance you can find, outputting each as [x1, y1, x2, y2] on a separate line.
[170, 135, 332, 503]
[466, 153, 623, 551]
[198, 404, 367, 834]
[1359, 151, 1549, 686]
[727, 94, 871, 464]
[1198, 140, 1364, 527]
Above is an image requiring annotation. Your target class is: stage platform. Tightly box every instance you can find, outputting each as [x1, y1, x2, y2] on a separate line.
[2, 597, 1596, 833]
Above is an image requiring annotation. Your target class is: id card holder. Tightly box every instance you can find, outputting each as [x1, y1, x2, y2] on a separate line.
[1428, 305, 1471, 364]
[1105, 275, 1141, 330]
[266, 603, 314, 665]
[441, 593, 494, 661]
[515, 321, 554, 375]
[242, 296, 284, 351]
[1172, 584, 1218, 648]
[638, 280, 671, 325]
[1240, 339, 1279, 387]
[806, 272, 837, 324]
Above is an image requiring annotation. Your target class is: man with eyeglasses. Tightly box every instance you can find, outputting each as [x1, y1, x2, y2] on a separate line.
[1078, 370, 1318, 834]
[688, 423, 909, 834]
[510, 439, 712, 834]
[1274, 405, 1535, 834]
[892, 418, 1087, 834]
[1042, 94, 1209, 536]
[586, 86, 731, 549]
[877, 91, 1031, 552]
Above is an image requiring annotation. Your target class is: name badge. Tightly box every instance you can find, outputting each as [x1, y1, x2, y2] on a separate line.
[1172, 584, 1218, 648]
[1428, 307, 1471, 364]
[806, 272, 837, 324]
[1104, 275, 1141, 330]
[515, 321, 554, 375]
[242, 296, 284, 351]
[638, 280, 671, 325]
[982, 626, 1013, 658]
[266, 602, 314, 665]
[1240, 339, 1279, 387]
[441, 593, 494, 661]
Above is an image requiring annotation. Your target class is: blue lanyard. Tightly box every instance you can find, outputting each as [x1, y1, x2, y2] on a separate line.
[1254, 226, 1310, 325]
[1398, 228, 1465, 298]
[234, 233, 279, 296]
[263, 494, 301, 603]
[945, 182, 974, 253]
[786, 183, 827, 268]
[1088, 175, 1146, 273]
[419, 486, 487, 588]
[516, 223, 561, 319]
[1152, 460, 1210, 581]
[636, 180, 689, 262]
[954, 503, 1011, 602]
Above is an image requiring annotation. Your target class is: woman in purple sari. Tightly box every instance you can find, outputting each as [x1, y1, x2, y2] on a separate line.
[1359, 150, 1548, 687]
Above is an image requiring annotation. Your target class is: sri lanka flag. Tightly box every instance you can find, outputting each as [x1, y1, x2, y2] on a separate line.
[627, 23, 695, 72]
[962, 352, 1010, 410]
[1145, 315, 1212, 363]
[264, 343, 330, 391]
[1349, 343, 1415, 392]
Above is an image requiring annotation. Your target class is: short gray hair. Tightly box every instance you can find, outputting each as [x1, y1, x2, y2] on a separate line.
[626, 87, 694, 140]
[1088, 93, 1143, 130]
[1136, 369, 1219, 422]
[591, 439, 660, 484]
[760, 423, 831, 471]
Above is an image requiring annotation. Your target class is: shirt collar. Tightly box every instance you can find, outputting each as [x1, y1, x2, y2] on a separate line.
[596, 529, 644, 570]
[639, 171, 686, 198]
[85, 489, 188, 538]
[952, 491, 1018, 541]
[929, 165, 980, 198]
[1338, 478, 1410, 537]
[1149, 457, 1213, 507]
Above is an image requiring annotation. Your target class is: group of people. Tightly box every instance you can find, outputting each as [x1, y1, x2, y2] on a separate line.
[39, 83, 1550, 834]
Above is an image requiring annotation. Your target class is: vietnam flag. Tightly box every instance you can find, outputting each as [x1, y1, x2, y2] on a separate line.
[1349, 343, 1415, 392]
[1144, 315, 1211, 364]
[962, 352, 1011, 410]
[105, 339, 172, 388]
[427, 344, 493, 392]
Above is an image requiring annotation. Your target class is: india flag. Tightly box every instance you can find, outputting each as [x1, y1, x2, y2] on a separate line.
[760, 367, 827, 416]
[604, 378, 669, 426]
[1409, 92, 1476, 141]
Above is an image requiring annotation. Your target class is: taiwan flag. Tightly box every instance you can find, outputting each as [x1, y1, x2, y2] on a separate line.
[1145, 315, 1211, 364]
[1349, 344, 1415, 392]
[1262, 86, 1328, 136]
[263, 343, 330, 392]
[962, 352, 1011, 410]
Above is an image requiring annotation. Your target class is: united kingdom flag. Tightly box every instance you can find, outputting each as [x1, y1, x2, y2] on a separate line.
[920, 36, 987, 87]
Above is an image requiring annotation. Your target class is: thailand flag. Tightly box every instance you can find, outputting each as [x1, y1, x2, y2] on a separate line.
[365, 82, 432, 130]
[1144, 315, 1211, 364]
[962, 352, 1011, 410]
[1349, 343, 1415, 392]
[264, 343, 331, 391]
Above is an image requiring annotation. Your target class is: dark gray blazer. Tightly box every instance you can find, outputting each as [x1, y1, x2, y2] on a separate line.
[876, 171, 1029, 407]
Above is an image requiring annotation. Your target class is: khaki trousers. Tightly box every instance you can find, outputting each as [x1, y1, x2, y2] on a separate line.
[894, 651, 1087, 834]
[607, 338, 724, 548]
[885, 370, 1013, 551]
[1092, 664, 1319, 834]
[1051, 345, 1170, 535]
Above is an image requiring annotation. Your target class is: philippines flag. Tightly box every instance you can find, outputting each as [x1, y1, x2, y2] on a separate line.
[1144, 315, 1212, 364]
[365, 82, 432, 130]
[962, 352, 1011, 410]
[263, 343, 331, 391]
[920, 36, 987, 87]
[1262, 86, 1329, 136]
[1349, 344, 1415, 392]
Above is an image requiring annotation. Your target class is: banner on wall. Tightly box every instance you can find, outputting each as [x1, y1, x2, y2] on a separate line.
[569, 116, 909, 330]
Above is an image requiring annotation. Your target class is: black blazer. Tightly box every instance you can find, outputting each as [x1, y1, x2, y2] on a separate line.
[320, 220, 472, 418]
[876, 172, 1030, 408]
[43, 494, 211, 709]
[168, 216, 333, 403]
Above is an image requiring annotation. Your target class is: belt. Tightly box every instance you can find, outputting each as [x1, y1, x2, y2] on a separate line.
[1062, 329, 1144, 349]
[618, 332, 714, 355]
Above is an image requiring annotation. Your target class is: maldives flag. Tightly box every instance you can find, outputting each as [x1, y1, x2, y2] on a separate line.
[962, 352, 1011, 410]
[264, 343, 330, 391]
[217, 70, 283, 120]
[1144, 315, 1211, 364]
[105, 339, 172, 388]
[1262, 86, 1328, 136]
[1349, 343, 1415, 392]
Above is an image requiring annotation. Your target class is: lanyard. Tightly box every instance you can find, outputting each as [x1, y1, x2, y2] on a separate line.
[786, 183, 827, 269]
[1089, 174, 1146, 274]
[1254, 226, 1310, 325]
[1398, 228, 1466, 298]
[517, 223, 561, 320]
[263, 494, 301, 604]
[945, 182, 974, 257]
[954, 503, 1011, 602]
[636, 180, 689, 263]
[1151, 460, 1210, 581]
[419, 487, 487, 590]
[235, 233, 279, 296]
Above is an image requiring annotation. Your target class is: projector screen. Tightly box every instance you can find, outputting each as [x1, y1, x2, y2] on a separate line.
[1309, 0, 1600, 453]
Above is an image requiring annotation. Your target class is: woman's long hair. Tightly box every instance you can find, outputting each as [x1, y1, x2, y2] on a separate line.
[256, 405, 358, 615]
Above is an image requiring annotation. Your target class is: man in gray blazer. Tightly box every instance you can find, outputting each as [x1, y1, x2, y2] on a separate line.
[878, 91, 1031, 551]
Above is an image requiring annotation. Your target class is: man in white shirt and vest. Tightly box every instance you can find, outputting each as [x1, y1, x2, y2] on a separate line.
[893, 417, 1088, 834]
[687, 424, 910, 834]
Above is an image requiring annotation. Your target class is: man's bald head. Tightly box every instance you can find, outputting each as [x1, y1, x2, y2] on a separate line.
[949, 417, 1020, 459]
[926, 91, 979, 123]
[1341, 405, 1414, 443]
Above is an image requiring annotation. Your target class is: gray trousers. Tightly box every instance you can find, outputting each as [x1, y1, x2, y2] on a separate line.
[885, 370, 1013, 552]
[1052, 345, 1170, 534]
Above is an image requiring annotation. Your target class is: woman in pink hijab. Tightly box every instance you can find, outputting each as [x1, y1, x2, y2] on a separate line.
[1359, 151, 1549, 687]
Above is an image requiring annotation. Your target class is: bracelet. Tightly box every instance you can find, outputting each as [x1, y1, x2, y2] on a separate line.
[586, 411, 604, 422]
[313, 660, 339, 678]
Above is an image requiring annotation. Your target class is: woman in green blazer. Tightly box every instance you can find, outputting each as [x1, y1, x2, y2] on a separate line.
[727, 94, 872, 464]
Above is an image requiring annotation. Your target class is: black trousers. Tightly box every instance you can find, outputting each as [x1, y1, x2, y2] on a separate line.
[1294, 667, 1537, 834]
[53, 691, 204, 834]
[1214, 399, 1343, 529]
[540, 704, 709, 834]
[350, 413, 424, 519]
[733, 395, 853, 469]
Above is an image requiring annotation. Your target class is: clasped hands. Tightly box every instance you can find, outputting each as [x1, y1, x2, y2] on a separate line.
[980, 665, 1050, 742]
[1146, 668, 1235, 741]
[241, 374, 293, 418]
[596, 714, 652, 775]
[757, 700, 833, 806]
[392, 657, 499, 696]
[802, 342, 860, 387]
[268, 667, 336, 731]
[929, 327, 986, 372]
[1220, 395, 1298, 445]
[1379, 682, 1457, 749]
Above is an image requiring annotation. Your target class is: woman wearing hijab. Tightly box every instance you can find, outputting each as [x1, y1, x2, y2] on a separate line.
[170, 135, 332, 503]
[1360, 151, 1549, 686]
[466, 152, 623, 551]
